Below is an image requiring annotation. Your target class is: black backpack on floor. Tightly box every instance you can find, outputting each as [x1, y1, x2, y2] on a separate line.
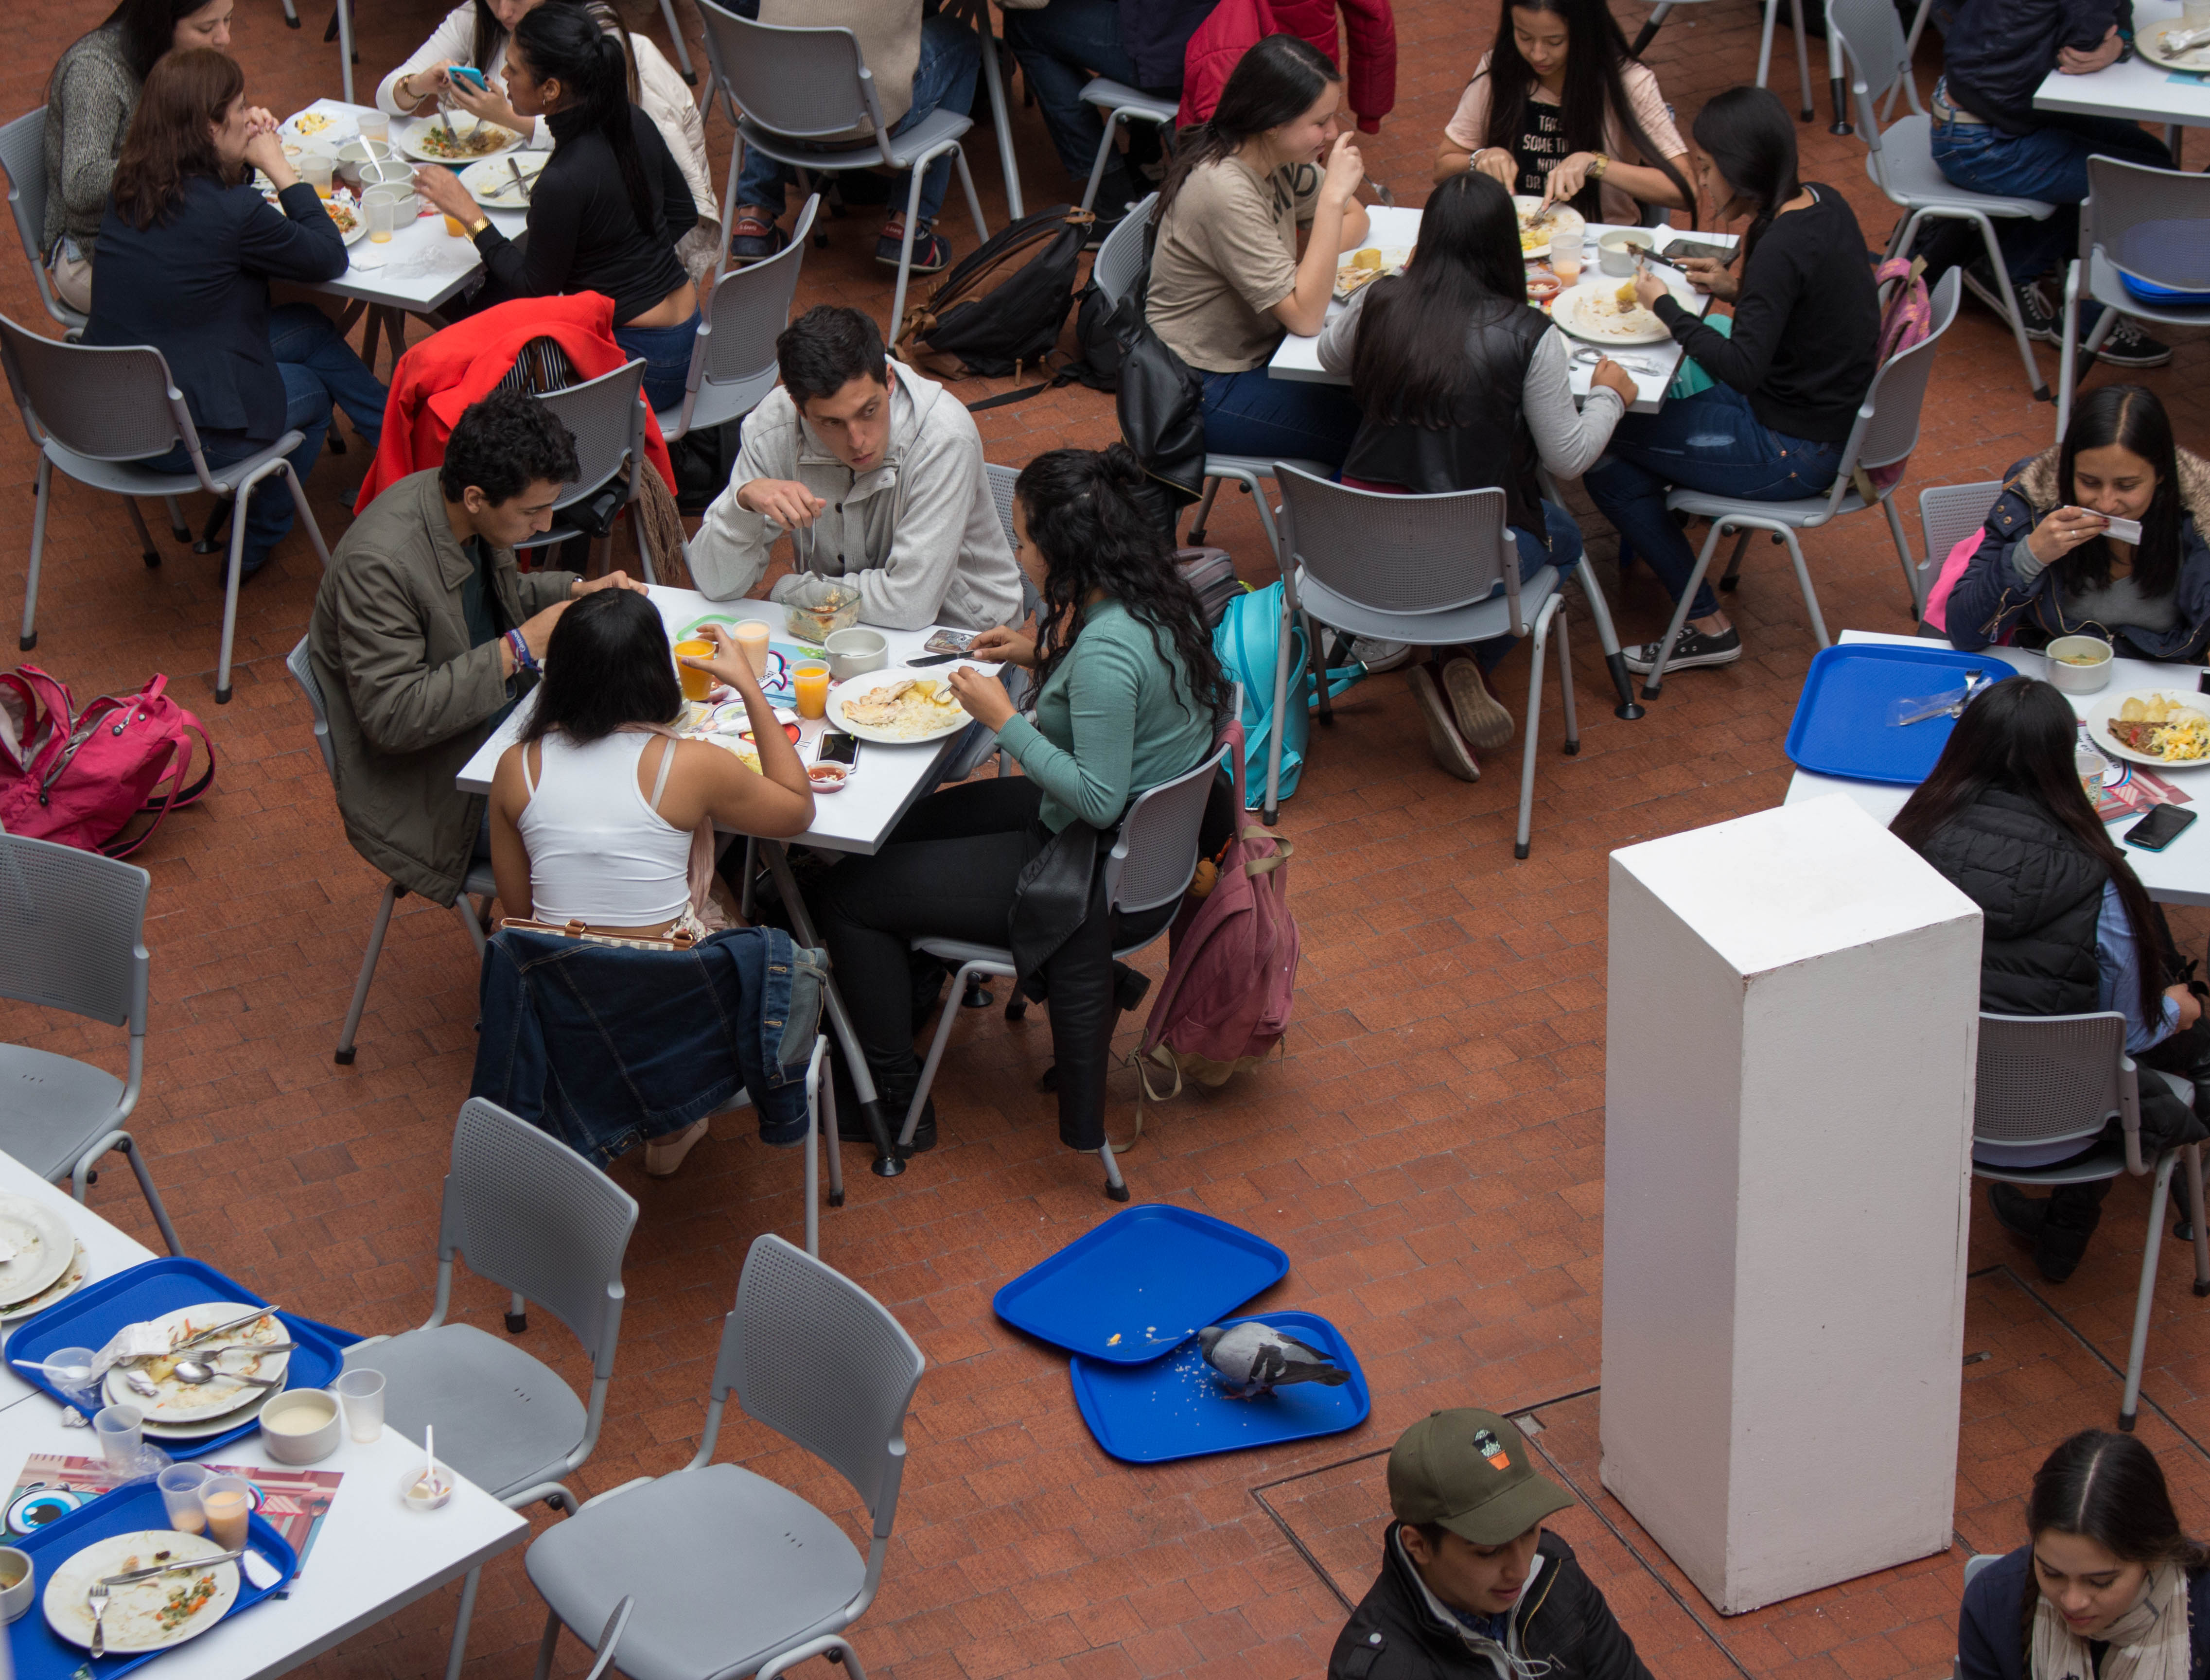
[893, 206, 1094, 383]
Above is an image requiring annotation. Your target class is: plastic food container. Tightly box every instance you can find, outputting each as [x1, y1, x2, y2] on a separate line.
[785, 587, 862, 645]
[2046, 634, 2114, 694]
[1598, 228, 1657, 276]
[1524, 267, 1562, 307]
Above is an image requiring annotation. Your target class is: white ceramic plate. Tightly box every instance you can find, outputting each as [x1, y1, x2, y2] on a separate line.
[1552, 278, 1682, 347]
[102, 1302, 289, 1424]
[826, 667, 973, 746]
[2139, 21, 2210, 70]
[1, 1241, 88, 1322]
[0, 1195, 74, 1306]
[44, 1530, 239, 1654]
[459, 152, 546, 208]
[281, 108, 351, 146]
[1332, 245, 1411, 302]
[395, 113, 525, 165]
[140, 1384, 279, 1441]
[324, 195, 370, 247]
[2087, 688, 2210, 768]
[1513, 196, 1582, 260]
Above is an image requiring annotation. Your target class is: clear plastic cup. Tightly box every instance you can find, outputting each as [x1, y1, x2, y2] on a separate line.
[792, 662, 831, 720]
[1551, 231, 1584, 288]
[358, 111, 390, 144]
[92, 1404, 142, 1471]
[333, 1368, 386, 1443]
[2077, 742, 2110, 805]
[40, 1347, 95, 1395]
[367, 193, 399, 243]
[199, 1475, 251, 1548]
[301, 152, 335, 195]
[157, 1464, 210, 1535]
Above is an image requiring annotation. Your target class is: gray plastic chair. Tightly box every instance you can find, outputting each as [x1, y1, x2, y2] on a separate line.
[661, 195, 820, 443]
[344, 1097, 639, 1680]
[1951, 1553, 1999, 1680]
[1917, 480, 2001, 612]
[525, 1232, 925, 1680]
[1, 314, 332, 704]
[1090, 190, 1156, 312]
[1641, 268, 1964, 697]
[694, 0, 988, 333]
[2057, 157, 2210, 438]
[0, 109, 83, 336]
[1077, 79, 1176, 214]
[285, 639, 493, 1066]
[518, 358, 651, 578]
[1972, 1012, 2210, 1431]
[1830, 0, 2053, 401]
[0, 833, 182, 1255]
[902, 741, 1229, 1198]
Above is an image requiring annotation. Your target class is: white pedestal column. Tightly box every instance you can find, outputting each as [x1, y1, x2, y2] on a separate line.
[1599, 796, 1983, 1615]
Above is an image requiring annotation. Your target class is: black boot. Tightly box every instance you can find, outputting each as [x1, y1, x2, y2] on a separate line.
[1987, 1182, 2048, 1245]
[829, 1046, 938, 1154]
[2035, 1183, 2109, 1284]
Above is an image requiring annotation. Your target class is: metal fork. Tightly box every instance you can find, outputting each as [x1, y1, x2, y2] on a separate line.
[87, 1580, 109, 1658]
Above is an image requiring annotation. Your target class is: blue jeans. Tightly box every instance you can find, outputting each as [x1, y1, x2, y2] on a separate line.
[1002, 0, 1175, 183]
[615, 311, 702, 413]
[1929, 110, 2168, 285]
[737, 12, 981, 229]
[1199, 366, 1362, 472]
[1582, 383, 1842, 622]
[268, 302, 387, 446]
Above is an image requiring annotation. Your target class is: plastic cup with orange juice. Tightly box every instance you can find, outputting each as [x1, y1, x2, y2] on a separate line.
[733, 621, 772, 678]
[793, 662, 831, 720]
[444, 213, 468, 237]
[673, 639, 715, 703]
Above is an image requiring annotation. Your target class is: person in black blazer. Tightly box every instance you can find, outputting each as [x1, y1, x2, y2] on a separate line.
[86, 48, 387, 578]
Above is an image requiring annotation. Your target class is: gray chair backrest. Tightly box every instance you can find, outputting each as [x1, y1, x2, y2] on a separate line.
[1855, 267, 1962, 473]
[985, 461, 1019, 551]
[715, 1233, 924, 1530]
[440, 1099, 639, 1371]
[1962, 1553, 1996, 1591]
[1092, 193, 1157, 310]
[1921, 481, 2000, 572]
[1275, 462, 1521, 620]
[0, 110, 77, 332]
[0, 831, 149, 1031]
[1107, 744, 1227, 915]
[702, 193, 817, 395]
[1974, 1013, 2127, 1151]
[284, 637, 339, 783]
[537, 358, 646, 507]
[697, 0, 877, 142]
[0, 313, 185, 463]
[2084, 155, 2210, 292]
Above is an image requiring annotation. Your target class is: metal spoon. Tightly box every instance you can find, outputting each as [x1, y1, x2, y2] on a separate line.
[169, 1358, 280, 1389]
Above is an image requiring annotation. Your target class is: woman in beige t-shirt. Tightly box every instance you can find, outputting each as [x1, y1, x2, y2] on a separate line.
[1433, 0, 1691, 227]
[1146, 34, 1370, 470]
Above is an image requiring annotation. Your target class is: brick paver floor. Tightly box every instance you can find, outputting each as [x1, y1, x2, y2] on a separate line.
[3, 0, 2209, 1676]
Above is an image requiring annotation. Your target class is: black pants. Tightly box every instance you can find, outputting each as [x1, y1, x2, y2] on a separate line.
[814, 778, 1171, 1149]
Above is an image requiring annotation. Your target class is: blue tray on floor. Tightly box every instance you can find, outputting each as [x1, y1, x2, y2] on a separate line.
[7, 1260, 344, 1458]
[993, 1205, 1289, 1365]
[1785, 644, 2022, 786]
[1070, 1311, 1369, 1463]
[3, 1475, 296, 1680]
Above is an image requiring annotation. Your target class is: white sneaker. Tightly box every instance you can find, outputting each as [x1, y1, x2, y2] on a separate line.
[1351, 637, 1411, 673]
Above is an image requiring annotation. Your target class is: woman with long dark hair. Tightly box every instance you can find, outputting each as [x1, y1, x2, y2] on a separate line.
[1311, 169, 1634, 780]
[1433, 0, 1691, 223]
[1949, 386, 2210, 662]
[1146, 33, 1370, 469]
[816, 444, 1225, 1154]
[1582, 85, 1879, 682]
[86, 48, 385, 580]
[1958, 1430, 2210, 1680]
[411, 1, 700, 409]
[42, 0, 235, 314]
[1891, 679, 2203, 1281]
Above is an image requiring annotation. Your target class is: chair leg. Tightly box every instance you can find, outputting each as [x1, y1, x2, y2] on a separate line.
[19, 457, 50, 652]
[888, 166, 927, 339]
[1080, 113, 1122, 213]
[452, 892, 490, 960]
[820, 1049, 845, 1209]
[1777, 528, 1830, 648]
[903, 961, 989, 1151]
[1975, 215, 2049, 402]
[1263, 581, 1294, 826]
[739, 837, 758, 923]
[214, 489, 252, 704]
[656, 0, 699, 81]
[1515, 595, 1562, 859]
[533, 1607, 563, 1680]
[2120, 1153, 2180, 1431]
[1565, 558, 1644, 720]
[445, 1564, 481, 1680]
[2189, 1144, 2210, 1296]
[1882, 492, 1924, 618]
[976, 18, 1023, 219]
[336, 0, 355, 105]
[124, 499, 161, 568]
[336, 881, 401, 1065]
[1640, 519, 1728, 699]
[1630, 1, 1670, 55]
[1306, 612, 1333, 725]
[116, 1136, 183, 1257]
[1555, 604, 1579, 754]
[1187, 477, 1223, 544]
[1789, 0, 1813, 120]
[1717, 528, 1752, 592]
[161, 495, 189, 542]
[1757, 0, 1780, 90]
[1101, 1140, 1128, 1202]
[952, 146, 989, 245]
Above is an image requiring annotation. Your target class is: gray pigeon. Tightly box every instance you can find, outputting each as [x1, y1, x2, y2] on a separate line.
[1198, 1322, 1352, 1398]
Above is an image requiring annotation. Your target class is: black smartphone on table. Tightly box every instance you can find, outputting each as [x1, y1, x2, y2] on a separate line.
[2125, 805, 2197, 850]
[1663, 238, 1736, 264]
[818, 732, 861, 768]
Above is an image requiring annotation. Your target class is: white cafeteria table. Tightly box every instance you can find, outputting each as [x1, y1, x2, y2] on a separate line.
[0, 1151, 158, 1413]
[1782, 630, 2210, 907]
[456, 585, 999, 1175]
[1265, 204, 1737, 415]
[2034, 0, 2210, 146]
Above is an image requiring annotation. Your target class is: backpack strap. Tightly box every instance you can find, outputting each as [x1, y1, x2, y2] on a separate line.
[103, 720, 216, 859]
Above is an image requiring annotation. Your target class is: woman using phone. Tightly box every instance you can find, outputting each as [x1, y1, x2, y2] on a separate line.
[1947, 385, 2210, 662]
[1581, 85, 1879, 679]
[1432, 0, 1691, 224]
[1891, 678, 2204, 1282]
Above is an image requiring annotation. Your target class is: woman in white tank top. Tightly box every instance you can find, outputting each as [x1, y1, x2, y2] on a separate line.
[486, 593, 815, 1171]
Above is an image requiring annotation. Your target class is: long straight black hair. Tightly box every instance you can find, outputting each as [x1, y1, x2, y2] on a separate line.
[2055, 385, 2186, 601]
[1158, 34, 1341, 222]
[474, 0, 642, 102]
[1890, 679, 2163, 1019]
[1351, 171, 1526, 429]
[1477, 0, 1692, 220]
[513, 2, 658, 239]
[1691, 84, 1799, 262]
[519, 587, 682, 745]
[101, 0, 220, 84]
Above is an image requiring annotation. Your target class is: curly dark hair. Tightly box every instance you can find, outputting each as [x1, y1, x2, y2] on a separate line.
[519, 587, 681, 746]
[440, 389, 580, 506]
[1015, 443, 1228, 727]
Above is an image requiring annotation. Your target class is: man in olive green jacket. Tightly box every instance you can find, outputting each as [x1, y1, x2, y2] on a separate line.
[308, 391, 642, 907]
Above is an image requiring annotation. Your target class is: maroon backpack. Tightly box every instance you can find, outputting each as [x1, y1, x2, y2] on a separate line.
[0, 668, 214, 857]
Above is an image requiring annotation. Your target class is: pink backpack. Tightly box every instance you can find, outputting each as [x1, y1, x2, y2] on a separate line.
[1136, 718, 1299, 1117]
[0, 668, 214, 858]
[1856, 256, 1933, 502]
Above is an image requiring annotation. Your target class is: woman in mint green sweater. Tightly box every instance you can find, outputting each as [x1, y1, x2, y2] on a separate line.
[817, 444, 1225, 1154]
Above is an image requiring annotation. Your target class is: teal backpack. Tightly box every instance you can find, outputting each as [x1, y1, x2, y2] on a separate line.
[1212, 582, 1365, 811]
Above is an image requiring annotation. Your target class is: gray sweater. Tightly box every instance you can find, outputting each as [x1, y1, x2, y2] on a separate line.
[44, 26, 139, 257]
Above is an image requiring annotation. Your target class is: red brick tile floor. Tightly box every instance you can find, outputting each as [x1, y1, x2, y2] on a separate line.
[3, 0, 2210, 1676]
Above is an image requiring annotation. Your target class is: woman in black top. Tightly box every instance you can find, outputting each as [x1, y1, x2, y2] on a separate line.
[1582, 85, 1878, 678]
[413, 0, 698, 410]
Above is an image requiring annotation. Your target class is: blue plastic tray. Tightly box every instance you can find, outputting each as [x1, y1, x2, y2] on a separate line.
[1069, 1311, 1370, 1464]
[7, 1260, 344, 1458]
[4, 1476, 296, 1680]
[993, 1205, 1289, 1365]
[1784, 644, 2021, 785]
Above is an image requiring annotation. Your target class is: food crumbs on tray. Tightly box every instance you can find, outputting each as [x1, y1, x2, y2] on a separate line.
[1106, 1333, 1122, 1346]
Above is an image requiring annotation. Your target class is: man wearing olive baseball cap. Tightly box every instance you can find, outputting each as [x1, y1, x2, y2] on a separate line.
[1326, 1408, 1653, 1680]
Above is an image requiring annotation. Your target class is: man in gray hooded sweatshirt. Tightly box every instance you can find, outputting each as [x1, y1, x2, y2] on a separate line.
[685, 305, 1025, 633]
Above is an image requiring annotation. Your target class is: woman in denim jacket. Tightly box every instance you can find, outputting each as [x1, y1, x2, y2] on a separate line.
[1948, 385, 2210, 663]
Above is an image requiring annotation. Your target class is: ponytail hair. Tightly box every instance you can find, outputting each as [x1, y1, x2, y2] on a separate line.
[513, 1, 658, 241]
[1158, 34, 1341, 222]
[1690, 85, 1798, 262]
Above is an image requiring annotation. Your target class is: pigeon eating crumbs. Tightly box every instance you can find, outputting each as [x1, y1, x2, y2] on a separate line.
[1198, 1323, 1351, 1398]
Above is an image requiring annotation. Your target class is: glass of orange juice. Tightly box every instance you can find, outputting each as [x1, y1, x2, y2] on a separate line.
[673, 639, 715, 703]
[792, 662, 831, 720]
[443, 212, 468, 237]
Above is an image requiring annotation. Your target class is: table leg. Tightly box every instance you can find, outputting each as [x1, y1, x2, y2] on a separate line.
[337, 0, 356, 107]
[758, 841, 905, 1178]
